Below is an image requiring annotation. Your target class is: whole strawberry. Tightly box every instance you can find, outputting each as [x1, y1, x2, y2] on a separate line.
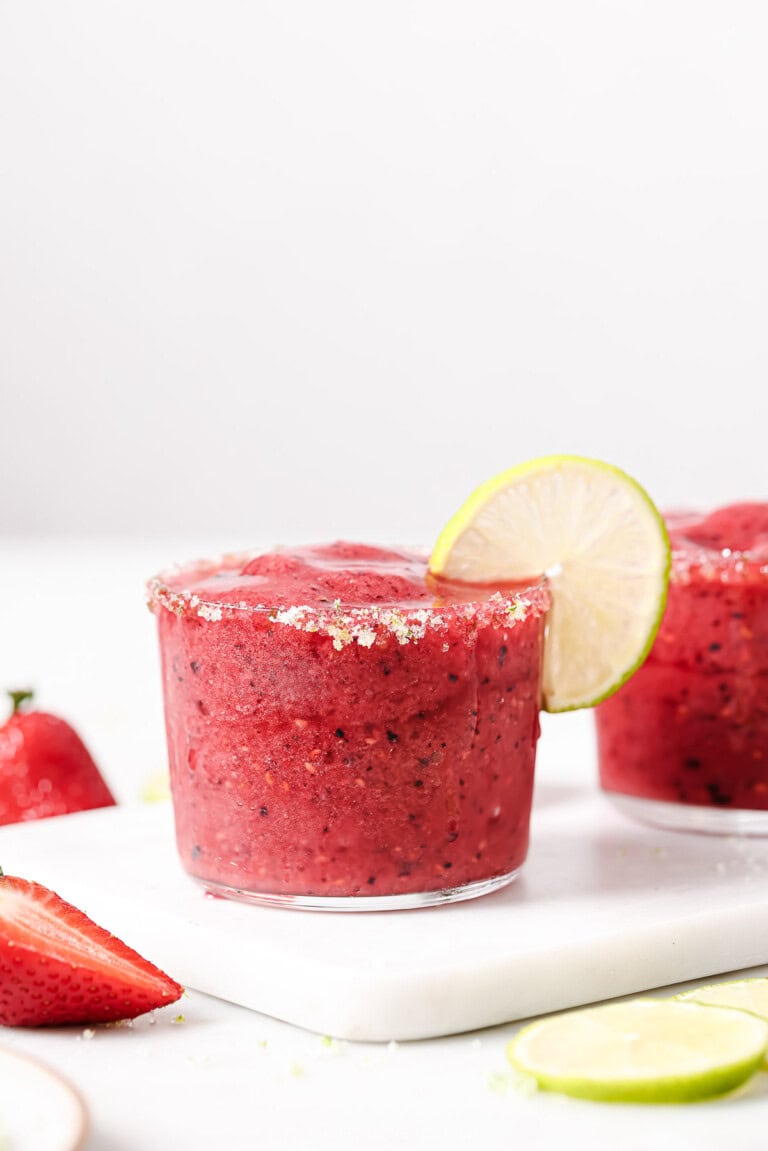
[0, 869, 183, 1026]
[0, 690, 115, 826]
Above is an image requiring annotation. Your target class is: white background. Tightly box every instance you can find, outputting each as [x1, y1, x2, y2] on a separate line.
[2, 2, 768, 552]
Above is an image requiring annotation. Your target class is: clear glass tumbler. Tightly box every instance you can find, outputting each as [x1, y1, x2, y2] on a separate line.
[148, 543, 550, 908]
[596, 505, 768, 835]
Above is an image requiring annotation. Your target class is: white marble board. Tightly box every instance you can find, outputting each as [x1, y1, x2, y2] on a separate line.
[2, 785, 768, 1042]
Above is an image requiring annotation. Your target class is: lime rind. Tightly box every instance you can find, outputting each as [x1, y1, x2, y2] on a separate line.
[430, 455, 671, 713]
[506, 998, 768, 1104]
[505, 1051, 762, 1105]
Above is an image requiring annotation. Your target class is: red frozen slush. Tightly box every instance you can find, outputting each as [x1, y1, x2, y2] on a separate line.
[149, 543, 549, 906]
[597, 505, 768, 814]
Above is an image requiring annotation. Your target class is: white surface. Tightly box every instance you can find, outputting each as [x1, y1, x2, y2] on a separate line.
[0, 1046, 88, 1151]
[6, 539, 768, 1149]
[3, 4, 768, 540]
[5, 793, 768, 1043]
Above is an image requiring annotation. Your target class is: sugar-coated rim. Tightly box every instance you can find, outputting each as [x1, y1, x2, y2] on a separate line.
[666, 510, 768, 585]
[146, 550, 551, 650]
[670, 541, 768, 585]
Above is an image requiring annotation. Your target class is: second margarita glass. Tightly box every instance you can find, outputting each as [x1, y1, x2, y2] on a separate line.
[596, 504, 768, 834]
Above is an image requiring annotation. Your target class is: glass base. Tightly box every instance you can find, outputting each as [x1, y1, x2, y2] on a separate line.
[197, 867, 521, 911]
[606, 792, 768, 837]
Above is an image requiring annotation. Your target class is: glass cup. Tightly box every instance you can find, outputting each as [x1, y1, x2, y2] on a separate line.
[147, 544, 550, 909]
[596, 505, 768, 835]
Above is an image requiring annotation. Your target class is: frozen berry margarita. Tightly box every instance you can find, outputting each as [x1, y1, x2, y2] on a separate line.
[148, 543, 549, 908]
[596, 504, 768, 833]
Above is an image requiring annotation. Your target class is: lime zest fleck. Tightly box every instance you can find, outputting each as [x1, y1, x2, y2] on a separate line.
[488, 1068, 538, 1097]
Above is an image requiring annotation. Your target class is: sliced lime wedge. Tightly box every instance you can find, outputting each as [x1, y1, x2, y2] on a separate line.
[429, 455, 670, 712]
[506, 999, 768, 1103]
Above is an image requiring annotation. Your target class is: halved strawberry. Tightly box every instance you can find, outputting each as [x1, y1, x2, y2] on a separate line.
[0, 690, 115, 826]
[0, 871, 183, 1026]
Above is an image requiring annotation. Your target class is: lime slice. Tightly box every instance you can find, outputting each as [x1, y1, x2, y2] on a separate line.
[429, 455, 670, 711]
[678, 979, 768, 1023]
[506, 999, 768, 1103]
